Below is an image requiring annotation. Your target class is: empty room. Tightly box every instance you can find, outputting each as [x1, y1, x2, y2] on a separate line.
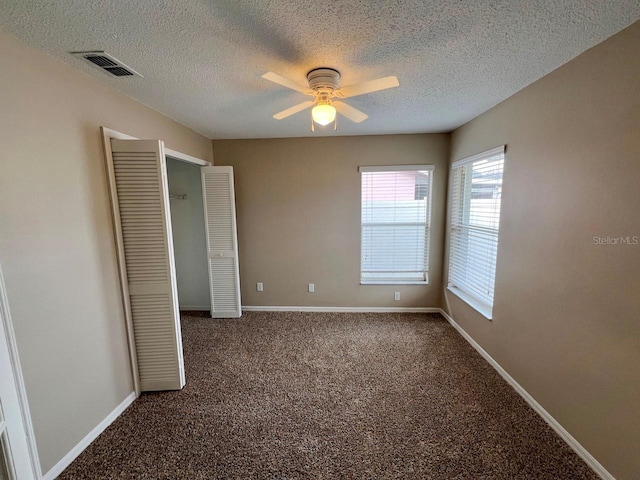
[0, 1, 638, 479]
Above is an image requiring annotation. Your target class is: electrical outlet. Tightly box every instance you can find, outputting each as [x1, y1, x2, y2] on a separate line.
[308, 283, 315, 293]
[256, 282, 263, 292]
[394, 292, 401, 301]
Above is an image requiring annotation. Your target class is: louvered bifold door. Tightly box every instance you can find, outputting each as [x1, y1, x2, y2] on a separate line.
[201, 166, 242, 318]
[109, 139, 185, 391]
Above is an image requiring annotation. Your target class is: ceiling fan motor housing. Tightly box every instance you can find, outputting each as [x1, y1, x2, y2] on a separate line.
[307, 68, 341, 94]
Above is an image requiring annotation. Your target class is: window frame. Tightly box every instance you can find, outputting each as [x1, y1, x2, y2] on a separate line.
[358, 164, 435, 285]
[447, 146, 505, 319]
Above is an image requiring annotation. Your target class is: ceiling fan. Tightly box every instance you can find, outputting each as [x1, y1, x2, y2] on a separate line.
[262, 68, 399, 131]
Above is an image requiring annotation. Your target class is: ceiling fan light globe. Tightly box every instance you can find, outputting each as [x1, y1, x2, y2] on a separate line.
[312, 104, 336, 126]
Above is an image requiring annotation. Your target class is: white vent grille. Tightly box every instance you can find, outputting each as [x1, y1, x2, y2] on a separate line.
[71, 51, 142, 78]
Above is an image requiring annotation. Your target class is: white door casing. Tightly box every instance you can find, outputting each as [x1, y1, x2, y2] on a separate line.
[0, 265, 40, 479]
[201, 167, 242, 318]
[107, 139, 185, 391]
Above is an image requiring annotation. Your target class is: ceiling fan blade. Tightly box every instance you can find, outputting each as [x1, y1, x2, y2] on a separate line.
[333, 101, 368, 123]
[273, 100, 315, 120]
[262, 72, 313, 95]
[337, 76, 399, 98]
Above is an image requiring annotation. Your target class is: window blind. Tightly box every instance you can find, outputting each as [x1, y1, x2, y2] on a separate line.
[448, 146, 505, 315]
[359, 165, 434, 284]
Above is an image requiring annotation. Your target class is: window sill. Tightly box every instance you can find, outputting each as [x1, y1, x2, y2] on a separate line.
[447, 286, 493, 320]
[361, 281, 429, 285]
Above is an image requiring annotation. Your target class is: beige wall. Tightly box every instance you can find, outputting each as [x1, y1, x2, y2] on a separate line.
[3, 12, 637, 478]
[0, 30, 212, 473]
[166, 158, 210, 310]
[213, 134, 449, 308]
[444, 22, 640, 479]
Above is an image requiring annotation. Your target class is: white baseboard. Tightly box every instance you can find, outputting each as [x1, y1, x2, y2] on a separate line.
[242, 306, 441, 313]
[179, 305, 210, 311]
[42, 391, 137, 480]
[438, 309, 614, 480]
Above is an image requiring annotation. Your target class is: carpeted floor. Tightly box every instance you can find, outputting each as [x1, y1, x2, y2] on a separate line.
[60, 312, 598, 479]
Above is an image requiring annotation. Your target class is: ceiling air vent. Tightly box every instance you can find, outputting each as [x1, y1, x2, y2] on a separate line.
[70, 51, 143, 78]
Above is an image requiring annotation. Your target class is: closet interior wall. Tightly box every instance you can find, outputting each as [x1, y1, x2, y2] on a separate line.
[166, 157, 211, 311]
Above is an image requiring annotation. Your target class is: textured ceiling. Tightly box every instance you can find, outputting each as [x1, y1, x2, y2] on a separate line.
[1, 1, 639, 139]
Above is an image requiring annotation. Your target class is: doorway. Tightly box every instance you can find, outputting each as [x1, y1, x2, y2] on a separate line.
[101, 128, 241, 395]
[166, 157, 210, 312]
[0, 265, 40, 479]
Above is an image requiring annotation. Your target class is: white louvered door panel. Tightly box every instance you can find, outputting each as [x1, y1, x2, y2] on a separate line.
[201, 166, 242, 318]
[109, 139, 185, 391]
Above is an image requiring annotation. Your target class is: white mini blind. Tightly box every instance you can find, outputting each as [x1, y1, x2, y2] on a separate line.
[201, 166, 242, 318]
[359, 165, 434, 283]
[109, 139, 185, 392]
[448, 146, 505, 316]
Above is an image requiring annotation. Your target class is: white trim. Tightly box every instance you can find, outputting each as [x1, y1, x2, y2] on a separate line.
[101, 127, 211, 166]
[42, 392, 136, 480]
[438, 308, 614, 480]
[242, 306, 441, 313]
[101, 127, 136, 141]
[0, 266, 42, 479]
[447, 286, 492, 320]
[166, 148, 211, 166]
[179, 305, 210, 311]
[358, 164, 434, 172]
[452, 145, 505, 168]
[101, 127, 141, 396]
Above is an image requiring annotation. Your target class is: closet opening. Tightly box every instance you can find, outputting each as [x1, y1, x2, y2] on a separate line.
[166, 156, 210, 313]
[101, 127, 241, 395]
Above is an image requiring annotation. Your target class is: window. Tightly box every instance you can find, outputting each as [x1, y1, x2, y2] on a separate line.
[359, 165, 434, 284]
[447, 146, 505, 319]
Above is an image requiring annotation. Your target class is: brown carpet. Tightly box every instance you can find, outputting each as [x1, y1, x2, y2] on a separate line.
[60, 312, 598, 479]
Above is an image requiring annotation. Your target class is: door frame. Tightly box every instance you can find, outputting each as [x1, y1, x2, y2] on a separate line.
[100, 127, 211, 395]
[0, 264, 41, 479]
